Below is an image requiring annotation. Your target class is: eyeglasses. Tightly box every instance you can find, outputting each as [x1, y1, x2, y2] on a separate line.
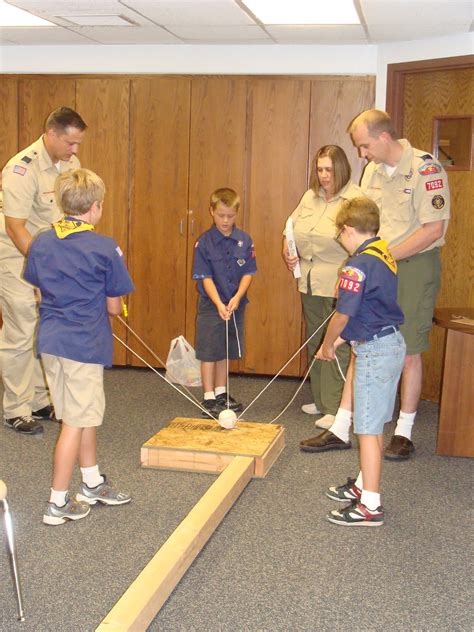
[335, 227, 345, 242]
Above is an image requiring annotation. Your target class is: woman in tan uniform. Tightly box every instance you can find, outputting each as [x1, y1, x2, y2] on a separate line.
[283, 145, 362, 429]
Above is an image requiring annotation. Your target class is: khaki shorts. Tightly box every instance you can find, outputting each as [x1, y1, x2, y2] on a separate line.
[397, 248, 441, 355]
[41, 354, 105, 427]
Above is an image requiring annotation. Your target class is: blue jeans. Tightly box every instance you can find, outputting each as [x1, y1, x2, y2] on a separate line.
[352, 330, 406, 435]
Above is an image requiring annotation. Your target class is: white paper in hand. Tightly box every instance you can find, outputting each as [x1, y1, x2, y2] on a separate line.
[285, 218, 301, 279]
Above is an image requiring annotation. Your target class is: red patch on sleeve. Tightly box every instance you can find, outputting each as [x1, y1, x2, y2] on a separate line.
[339, 278, 362, 293]
[425, 179, 444, 191]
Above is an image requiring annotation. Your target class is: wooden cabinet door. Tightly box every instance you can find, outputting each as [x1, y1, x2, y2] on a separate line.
[186, 77, 248, 363]
[128, 77, 191, 367]
[244, 78, 311, 376]
[309, 77, 375, 186]
[76, 78, 131, 365]
[0, 78, 19, 169]
[18, 78, 76, 147]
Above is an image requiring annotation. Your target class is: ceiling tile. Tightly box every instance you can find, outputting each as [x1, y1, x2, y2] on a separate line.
[0, 25, 96, 44]
[266, 24, 368, 44]
[361, 0, 473, 26]
[167, 24, 269, 42]
[66, 25, 183, 44]
[119, 0, 255, 26]
[6, 0, 153, 25]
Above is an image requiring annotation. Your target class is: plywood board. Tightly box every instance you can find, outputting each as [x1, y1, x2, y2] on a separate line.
[96, 456, 254, 632]
[141, 418, 285, 478]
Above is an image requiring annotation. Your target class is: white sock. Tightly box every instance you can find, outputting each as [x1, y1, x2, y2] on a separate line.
[204, 391, 215, 400]
[355, 471, 363, 490]
[50, 488, 67, 507]
[361, 489, 381, 511]
[394, 411, 416, 440]
[215, 386, 226, 397]
[81, 465, 104, 489]
[330, 408, 353, 442]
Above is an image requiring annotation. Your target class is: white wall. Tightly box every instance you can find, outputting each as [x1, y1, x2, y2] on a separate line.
[0, 33, 472, 109]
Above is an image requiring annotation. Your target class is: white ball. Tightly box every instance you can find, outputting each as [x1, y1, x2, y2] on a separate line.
[218, 408, 237, 429]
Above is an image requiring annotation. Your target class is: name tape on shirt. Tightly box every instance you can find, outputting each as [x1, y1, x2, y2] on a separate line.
[339, 266, 366, 293]
[425, 179, 444, 191]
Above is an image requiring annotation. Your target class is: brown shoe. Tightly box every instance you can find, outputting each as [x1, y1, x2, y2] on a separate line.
[299, 430, 352, 453]
[384, 435, 415, 461]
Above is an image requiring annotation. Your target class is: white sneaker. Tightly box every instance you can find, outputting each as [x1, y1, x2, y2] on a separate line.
[301, 403, 320, 415]
[315, 414, 335, 429]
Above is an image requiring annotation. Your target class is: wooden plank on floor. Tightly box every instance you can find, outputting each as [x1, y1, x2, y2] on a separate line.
[96, 455, 254, 632]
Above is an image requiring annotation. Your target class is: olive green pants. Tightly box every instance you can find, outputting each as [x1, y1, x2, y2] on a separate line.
[301, 293, 350, 416]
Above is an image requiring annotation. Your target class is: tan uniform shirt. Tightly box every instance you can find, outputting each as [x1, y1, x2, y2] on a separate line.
[289, 181, 363, 296]
[0, 136, 80, 259]
[361, 139, 450, 251]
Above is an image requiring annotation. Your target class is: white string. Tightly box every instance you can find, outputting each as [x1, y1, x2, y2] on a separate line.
[117, 315, 200, 405]
[237, 309, 336, 419]
[233, 311, 242, 358]
[267, 358, 316, 424]
[225, 317, 230, 410]
[112, 333, 218, 421]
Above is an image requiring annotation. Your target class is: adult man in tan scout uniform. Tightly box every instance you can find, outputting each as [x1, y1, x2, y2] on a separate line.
[1, 107, 87, 434]
[303, 109, 450, 460]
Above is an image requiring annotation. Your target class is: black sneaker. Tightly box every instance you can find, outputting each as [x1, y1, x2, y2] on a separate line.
[32, 405, 60, 423]
[200, 399, 221, 419]
[215, 393, 243, 412]
[4, 415, 44, 435]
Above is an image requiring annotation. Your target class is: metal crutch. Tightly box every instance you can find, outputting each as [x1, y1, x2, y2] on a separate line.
[1, 480, 25, 621]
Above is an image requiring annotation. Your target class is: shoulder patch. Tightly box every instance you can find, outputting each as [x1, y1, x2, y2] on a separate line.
[431, 195, 446, 210]
[418, 162, 441, 176]
[420, 153, 432, 161]
[339, 266, 366, 294]
[13, 165, 27, 176]
[21, 155, 32, 164]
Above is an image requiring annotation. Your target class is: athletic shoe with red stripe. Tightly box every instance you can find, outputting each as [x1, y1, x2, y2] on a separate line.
[327, 502, 384, 527]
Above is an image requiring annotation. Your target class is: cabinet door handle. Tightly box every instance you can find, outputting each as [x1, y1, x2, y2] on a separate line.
[179, 219, 184, 235]
[190, 218, 195, 235]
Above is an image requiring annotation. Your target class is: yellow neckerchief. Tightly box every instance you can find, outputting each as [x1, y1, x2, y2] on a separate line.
[53, 217, 95, 239]
[359, 238, 397, 274]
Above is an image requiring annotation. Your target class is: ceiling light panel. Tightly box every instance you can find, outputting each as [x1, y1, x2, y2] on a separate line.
[0, 1, 55, 26]
[120, 0, 255, 26]
[241, 0, 360, 24]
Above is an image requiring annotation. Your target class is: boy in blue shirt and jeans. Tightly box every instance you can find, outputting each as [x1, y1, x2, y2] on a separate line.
[192, 188, 256, 418]
[316, 197, 405, 526]
[24, 168, 134, 525]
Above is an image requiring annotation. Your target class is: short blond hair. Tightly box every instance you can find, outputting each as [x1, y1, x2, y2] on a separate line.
[210, 187, 240, 211]
[347, 109, 398, 140]
[336, 197, 380, 234]
[55, 168, 105, 215]
[309, 145, 351, 194]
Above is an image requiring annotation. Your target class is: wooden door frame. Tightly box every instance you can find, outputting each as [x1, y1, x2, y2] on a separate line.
[386, 54, 474, 135]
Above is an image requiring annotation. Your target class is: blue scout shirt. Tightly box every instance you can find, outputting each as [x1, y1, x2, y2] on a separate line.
[24, 224, 134, 366]
[192, 225, 257, 304]
[336, 237, 404, 342]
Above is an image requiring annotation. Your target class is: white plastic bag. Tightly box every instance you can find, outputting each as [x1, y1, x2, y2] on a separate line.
[165, 336, 202, 387]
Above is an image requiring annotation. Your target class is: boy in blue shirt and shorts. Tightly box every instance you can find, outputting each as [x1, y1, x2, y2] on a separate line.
[316, 197, 405, 526]
[24, 168, 134, 525]
[192, 188, 257, 418]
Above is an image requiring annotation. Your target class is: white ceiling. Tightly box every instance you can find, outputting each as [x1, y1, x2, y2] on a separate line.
[1, 0, 473, 46]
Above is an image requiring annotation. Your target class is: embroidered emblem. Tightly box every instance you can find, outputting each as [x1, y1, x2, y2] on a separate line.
[21, 155, 32, 164]
[237, 258, 246, 267]
[425, 179, 444, 191]
[340, 266, 366, 282]
[420, 153, 433, 161]
[431, 195, 445, 210]
[13, 165, 26, 176]
[418, 163, 441, 176]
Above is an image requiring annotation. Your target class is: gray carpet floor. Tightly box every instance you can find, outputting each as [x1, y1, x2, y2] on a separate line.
[0, 368, 472, 631]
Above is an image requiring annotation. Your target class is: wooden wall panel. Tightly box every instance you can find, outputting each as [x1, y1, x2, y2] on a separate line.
[128, 77, 191, 367]
[186, 77, 248, 362]
[309, 76, 375, 188]
[75, 78, 131, 365]
[244, 78, 311, 376]
[18, 78, 76, 147]
[0, 78, 18, 170]
[402, 67, 474, 401]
